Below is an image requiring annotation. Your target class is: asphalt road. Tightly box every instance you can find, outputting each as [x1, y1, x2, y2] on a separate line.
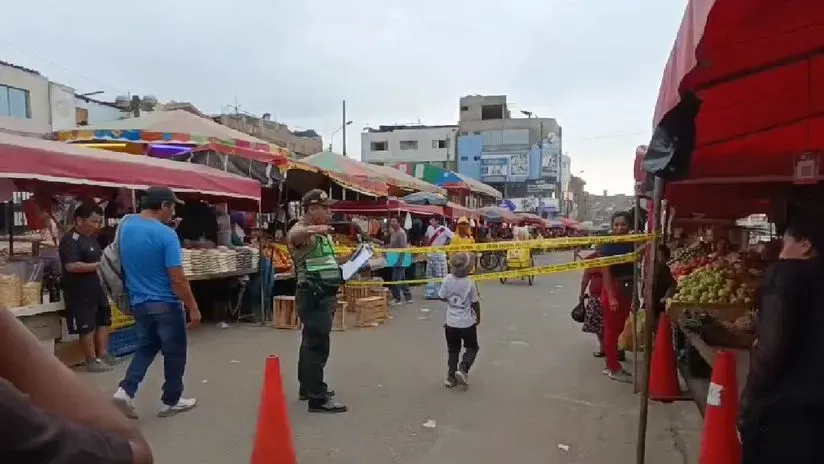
[82, 252, 700, 464]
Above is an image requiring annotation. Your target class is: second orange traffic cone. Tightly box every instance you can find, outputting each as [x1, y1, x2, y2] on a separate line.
[649, 313, 680, 402]
[698, 350, 741, 464]
[250, 355, 296, 464]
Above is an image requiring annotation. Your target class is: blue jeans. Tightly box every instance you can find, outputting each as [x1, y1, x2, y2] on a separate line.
[119, 301, 187, 406]
[390, 266, 411, 301]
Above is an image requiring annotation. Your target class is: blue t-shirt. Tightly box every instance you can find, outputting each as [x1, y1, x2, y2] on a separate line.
[599, 242, 635, 278]
[119, 216, 182, 306]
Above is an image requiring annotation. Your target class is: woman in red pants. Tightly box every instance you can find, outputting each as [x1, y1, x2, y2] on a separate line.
[599, 211, 635, 383]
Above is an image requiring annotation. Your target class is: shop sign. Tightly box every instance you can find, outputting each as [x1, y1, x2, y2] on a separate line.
[793, 152, 819, 184]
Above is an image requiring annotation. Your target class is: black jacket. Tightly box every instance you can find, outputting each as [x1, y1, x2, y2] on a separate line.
[741, 259, 824, 424]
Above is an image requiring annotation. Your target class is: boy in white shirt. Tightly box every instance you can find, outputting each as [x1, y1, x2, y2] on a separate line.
[438, 252, 481, 389]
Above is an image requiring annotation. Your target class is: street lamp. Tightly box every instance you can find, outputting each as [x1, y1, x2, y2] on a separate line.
[329, 120, 353, 152]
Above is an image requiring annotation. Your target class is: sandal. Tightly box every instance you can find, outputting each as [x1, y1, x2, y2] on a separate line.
[592, 351, 606, 358]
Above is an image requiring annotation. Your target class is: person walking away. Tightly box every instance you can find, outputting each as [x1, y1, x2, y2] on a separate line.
[112, 187, 201, 419]
[439, 252, 480, 389]
[740, 212, 824, 463]
[59, 203, 115, 373]
[387, 217, 413, 305]
[287, 189, 347, 414]
[598, 211, 635, 383]
[579, 251, 606, 357]
[424, 218, 453, 299]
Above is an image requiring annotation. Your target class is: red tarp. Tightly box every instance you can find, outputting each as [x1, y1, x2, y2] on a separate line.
[330, 199, 444, 217]
[0, 132, 261, 201]
[655, 0, 824, 182]
[516, 212, 545, 226]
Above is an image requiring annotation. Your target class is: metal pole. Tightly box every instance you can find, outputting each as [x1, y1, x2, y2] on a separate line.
[631, 194, 642, 393]
[635, 176, 665, 464]
[342, 100, 347, 157]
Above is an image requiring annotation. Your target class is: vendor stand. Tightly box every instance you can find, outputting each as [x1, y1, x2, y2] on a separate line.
[0, 132, 262, 362]
[635, 1, 824, 462]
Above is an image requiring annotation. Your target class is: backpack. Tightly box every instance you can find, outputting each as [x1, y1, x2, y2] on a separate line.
[97, 214, 136, 316]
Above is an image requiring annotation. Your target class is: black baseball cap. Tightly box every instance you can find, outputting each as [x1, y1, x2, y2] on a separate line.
[302, 189, 336, 207]
[144, 186, 184, 205]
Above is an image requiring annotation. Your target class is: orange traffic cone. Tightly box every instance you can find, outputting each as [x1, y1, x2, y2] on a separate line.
[698, 350, 741, 464]
[649, 313, 680, 402]
[250, 355, 297, 464]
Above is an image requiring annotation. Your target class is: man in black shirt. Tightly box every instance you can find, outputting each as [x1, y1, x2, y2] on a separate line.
[59, 203, 113, 372]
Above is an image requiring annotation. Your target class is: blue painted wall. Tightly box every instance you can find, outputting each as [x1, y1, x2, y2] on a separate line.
[528, 145, 541, 180]
[457, 135, 483, 181]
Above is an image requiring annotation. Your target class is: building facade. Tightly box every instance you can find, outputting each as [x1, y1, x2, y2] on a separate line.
[216, 113, 323, 158]
[455, 95, 562, 202]
[361, 125, 458, 168]
[0, 61, 52, 136]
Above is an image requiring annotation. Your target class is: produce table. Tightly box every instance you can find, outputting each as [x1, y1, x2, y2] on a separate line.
[186, 269, 257, 281]
[675, 318, 750, 415]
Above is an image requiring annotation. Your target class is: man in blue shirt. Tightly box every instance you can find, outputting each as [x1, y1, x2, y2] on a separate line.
[112, 187, 201, 420]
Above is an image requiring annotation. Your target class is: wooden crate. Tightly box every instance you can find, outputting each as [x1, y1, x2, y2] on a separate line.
[369, 287, 390, 303]
[355, 296, 389, 327]
[667, 302, 749, 324]
[273, 296, 301, 330]
[344, 284, 371, 312]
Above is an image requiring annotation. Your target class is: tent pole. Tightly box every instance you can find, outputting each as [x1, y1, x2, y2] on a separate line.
[631, 194, 642, 394]
[258, 198, 266, 326]
[635, 176, 665, 464]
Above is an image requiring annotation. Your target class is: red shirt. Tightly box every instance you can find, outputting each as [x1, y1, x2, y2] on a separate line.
[582, 253, 603, 295]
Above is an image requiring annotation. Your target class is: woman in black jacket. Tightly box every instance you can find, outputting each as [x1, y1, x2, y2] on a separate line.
[740, 212, 824, 463]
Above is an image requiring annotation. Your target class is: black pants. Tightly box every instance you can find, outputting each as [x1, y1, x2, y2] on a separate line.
[295, 284, 336, 403]
[445, 325, 479, 375]
[741, 403, 824, 463]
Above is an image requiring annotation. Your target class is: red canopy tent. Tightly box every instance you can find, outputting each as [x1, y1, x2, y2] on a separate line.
[651, 0, 824, 185]
[0, 132, 261, 204]
[444, 202, 479, 221]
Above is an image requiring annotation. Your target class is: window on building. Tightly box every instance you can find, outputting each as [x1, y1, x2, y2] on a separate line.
[481, 104, 504, 120]
[460, 106, 469, 111]
[460, 156, 468, 161]
[399, 140, 418, 150]
[431, 139, 447, 149]
[0, 85, 30, 119]
[370, 141, 388, 151]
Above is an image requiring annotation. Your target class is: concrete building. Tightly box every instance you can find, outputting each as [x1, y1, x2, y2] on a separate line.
[216, 113, 323, 158]
[361, 125, 458, 168]
[455, 94, 562, 201]
[74, 95, 128, 126]
[567, 175, 586, 220]
[0, 61, 52, 136]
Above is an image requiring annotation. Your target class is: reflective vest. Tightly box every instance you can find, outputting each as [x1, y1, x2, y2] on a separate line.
[291, 230, 338, 284]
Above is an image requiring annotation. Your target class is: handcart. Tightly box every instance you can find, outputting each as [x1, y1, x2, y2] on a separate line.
[499, 247, 534, 286]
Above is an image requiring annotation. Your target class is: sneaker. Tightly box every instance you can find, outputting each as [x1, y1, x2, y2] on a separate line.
[390, 299, 403, 306]
[158, 397, 198, 417]
[112, 388, 139, 419]
[455, 370, 469, 389]
[103, 353, 124, 366]
[608, 369, 632, 384]
[86, 358, 113, 373]
[601, 368, 611, 376]
[444, 375, 457, 388]
[403, 298, 414, 304]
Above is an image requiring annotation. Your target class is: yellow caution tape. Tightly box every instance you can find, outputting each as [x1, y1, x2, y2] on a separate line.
[345, 252, 640, 286]
[335, 233, 653, 256]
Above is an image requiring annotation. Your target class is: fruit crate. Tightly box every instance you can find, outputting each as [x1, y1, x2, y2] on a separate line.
[667, 302, 749, 324]
[109, 325, 140, 357]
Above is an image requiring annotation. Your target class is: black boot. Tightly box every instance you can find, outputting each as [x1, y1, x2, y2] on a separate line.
[308, 398, 348, 414]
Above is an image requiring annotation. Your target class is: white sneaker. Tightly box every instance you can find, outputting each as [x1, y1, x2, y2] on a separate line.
[390, 300, 403, 306]
[158, 397, 198, 417]
[112, 387, 139, 419]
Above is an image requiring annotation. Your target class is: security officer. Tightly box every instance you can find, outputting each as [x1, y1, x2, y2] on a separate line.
[286, 189, 347, 413]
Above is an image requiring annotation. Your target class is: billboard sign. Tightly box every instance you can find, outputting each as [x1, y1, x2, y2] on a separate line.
[480, 155, 509, 182]
[541, 132, 561, 179]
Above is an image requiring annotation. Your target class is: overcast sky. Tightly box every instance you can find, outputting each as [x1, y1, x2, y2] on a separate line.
[2, 0, 685, 195]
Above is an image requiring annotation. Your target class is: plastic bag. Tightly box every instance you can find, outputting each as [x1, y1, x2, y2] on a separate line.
[571, 301, 585, 323]
[618, 309, 646, 351]
[21, 259, 44, 306]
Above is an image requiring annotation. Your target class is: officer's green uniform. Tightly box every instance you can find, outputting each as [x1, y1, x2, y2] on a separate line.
[288, 219, 341, 406]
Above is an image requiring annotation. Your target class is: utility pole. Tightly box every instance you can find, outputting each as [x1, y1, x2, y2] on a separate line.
[342, 100, 348, 157]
